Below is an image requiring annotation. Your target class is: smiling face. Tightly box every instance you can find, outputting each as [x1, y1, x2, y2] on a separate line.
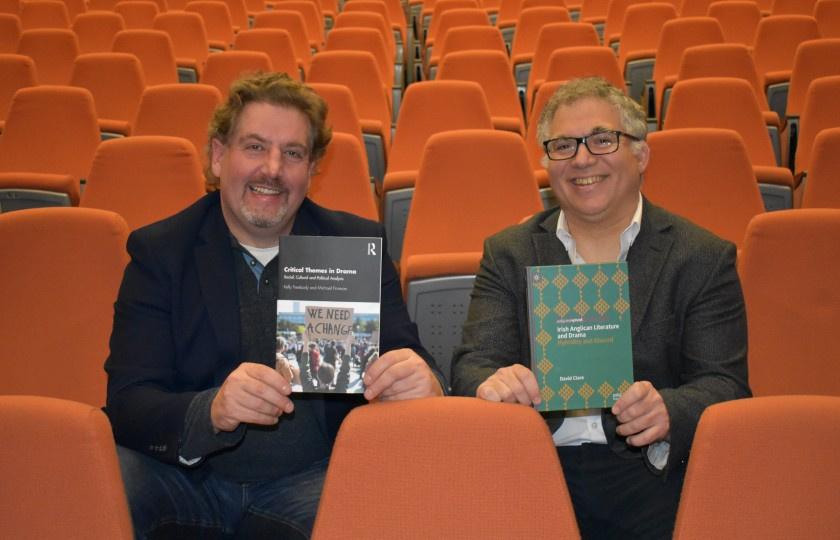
[212, 101, 316, 247]
[546, 97, 649, 231]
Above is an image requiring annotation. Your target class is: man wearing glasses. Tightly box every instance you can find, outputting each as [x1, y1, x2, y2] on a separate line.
[451, 77, 750, 539]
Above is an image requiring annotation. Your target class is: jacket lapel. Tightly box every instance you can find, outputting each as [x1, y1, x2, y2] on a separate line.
[195, 205, 241, 367]
[627, 199, 674, 339]
[533, 209, 571, 266]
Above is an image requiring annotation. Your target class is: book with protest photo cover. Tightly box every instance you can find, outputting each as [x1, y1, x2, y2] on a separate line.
[526, 262, 634, 412]
[276, 236, 382, 394]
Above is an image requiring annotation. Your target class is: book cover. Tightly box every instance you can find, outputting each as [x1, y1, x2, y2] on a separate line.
[527, 262, 634, 412]
[276, 236, 382, 394]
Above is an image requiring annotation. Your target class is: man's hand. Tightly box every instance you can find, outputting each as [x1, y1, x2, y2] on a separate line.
[211, 362, 294, 432]
[476, 364, 542, 405]
[363, 348, 443, 401]
[611, 381, 670, 447]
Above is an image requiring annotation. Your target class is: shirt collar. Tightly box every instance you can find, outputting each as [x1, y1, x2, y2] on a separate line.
[555, 193, 643, 264]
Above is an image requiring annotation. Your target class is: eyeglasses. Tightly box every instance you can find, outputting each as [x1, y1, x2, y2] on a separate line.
[542, 130, 641, 161]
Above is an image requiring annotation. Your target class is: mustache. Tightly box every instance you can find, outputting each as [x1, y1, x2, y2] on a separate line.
[250, 177, 290, 193]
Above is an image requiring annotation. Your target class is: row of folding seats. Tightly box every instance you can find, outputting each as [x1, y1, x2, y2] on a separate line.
[3, 185, 837, 406]
[2, 392, 838, 538]
[4, 390, 837, 538]
[401, 126, 840, 375]
[4, 1, 839, 213]
[315, 394, 840, 538]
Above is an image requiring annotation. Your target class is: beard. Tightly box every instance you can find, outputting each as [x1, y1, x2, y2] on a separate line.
[240, 179, 292, 229]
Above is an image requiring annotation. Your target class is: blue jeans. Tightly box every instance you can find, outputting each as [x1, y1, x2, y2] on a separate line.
[117, 445, 329, 539]
[557, 443, 685, 540]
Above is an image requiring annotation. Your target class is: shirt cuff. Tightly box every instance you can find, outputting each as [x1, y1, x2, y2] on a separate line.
[646, 439, 670, 471]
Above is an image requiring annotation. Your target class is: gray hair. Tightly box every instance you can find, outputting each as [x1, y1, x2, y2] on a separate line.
[536, 77, 647, 168]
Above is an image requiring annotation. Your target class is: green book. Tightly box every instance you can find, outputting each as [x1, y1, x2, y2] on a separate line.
[526, 262, 634, 412]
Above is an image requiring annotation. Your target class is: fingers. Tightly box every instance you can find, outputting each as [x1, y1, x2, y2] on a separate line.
[363, 349, 443, 401]
[276, 356, 293, 382]
[211, 363, 295, 432]
[611, 381, 670, 447]
[476, 365, 541, 405]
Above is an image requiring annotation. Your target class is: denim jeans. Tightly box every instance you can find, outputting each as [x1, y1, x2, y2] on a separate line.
[117, 445, 329, 540]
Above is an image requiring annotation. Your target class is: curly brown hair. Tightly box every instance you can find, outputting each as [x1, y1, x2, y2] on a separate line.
[203, 71, 332, 190]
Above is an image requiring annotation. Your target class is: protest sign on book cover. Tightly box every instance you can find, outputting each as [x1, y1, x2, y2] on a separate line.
[276, 236, 382, 393]
[527, 262, 634, 412]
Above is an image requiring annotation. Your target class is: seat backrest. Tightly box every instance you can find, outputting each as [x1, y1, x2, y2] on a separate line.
[0, 53, 37, 123]
[241, 0, 267, 14]
[525, 80, 564, 187]
[706, 0, 762, 46]
[308, 132, 378, 221]
[0, 208, 129, 407]
[0, 13, 21, 53]
[332, 10, 395, 59]
[752, 14, 820, 77]
[643, 128, 765, 251]
[738, 208, 840, 395]
[0, 395, 134, 539]
[234, 28, 302, 81]
[815, 0, 840, 37]
[544, 45, 627, 91]
[81, 135, 206, 230]
[601, 0, 643, 47]
[199, 50, 273, 97]
[306, 82, 366, 152]
[342, 0, 406, 47]
[56, 0, 90, 20]
[525, 22, 600, 114]
[801, 127, 840, 208]
[324, 26, 393, 86]
[19, 0, 69, 29]
[437, 49, 524, 135]
[72, 11, 126, 54]
[509, 6, 571, 62]
[794, 75, 840, 179]
[185, 0, 236, 50]
[16, 27, 79, 84]
[153, 11, 211, 72]
[579, 0, 611, 24]
[679, 0, 717, 16]
[114, 0, 160, 29]
[401, 129, 543, 269]
[221, 0, 250, 31]
[0, 0, 21, 15]
[111, 28, 180, 85]
[272, 0, 325, 51]
[431, 23, 505, 67]
[386, 80, 493, 178]
[785, 38, 840, 118]
[69, 52, 147, 127]
[422, 0, 478, 41]
[251, 10, 312, 74]
[425, 6, 489, 53]
[307, 50, 392, 146]
[132, 83, 223, 163]
[676, 42, 769, 110]
[651, 17, 725, 122]
[616, 2, 678, 73]
[673, 395, 840, 538]
[0, 85, 101, 181]
[664, 77, 778, 167]
[494, 0, 526, 28]
[311, 397, 580, 539]
[771, 0, 820, 14]
[618, 2, 677, 64]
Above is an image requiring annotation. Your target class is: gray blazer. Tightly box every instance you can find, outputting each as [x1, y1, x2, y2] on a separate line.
[451, 198, 750, 475]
